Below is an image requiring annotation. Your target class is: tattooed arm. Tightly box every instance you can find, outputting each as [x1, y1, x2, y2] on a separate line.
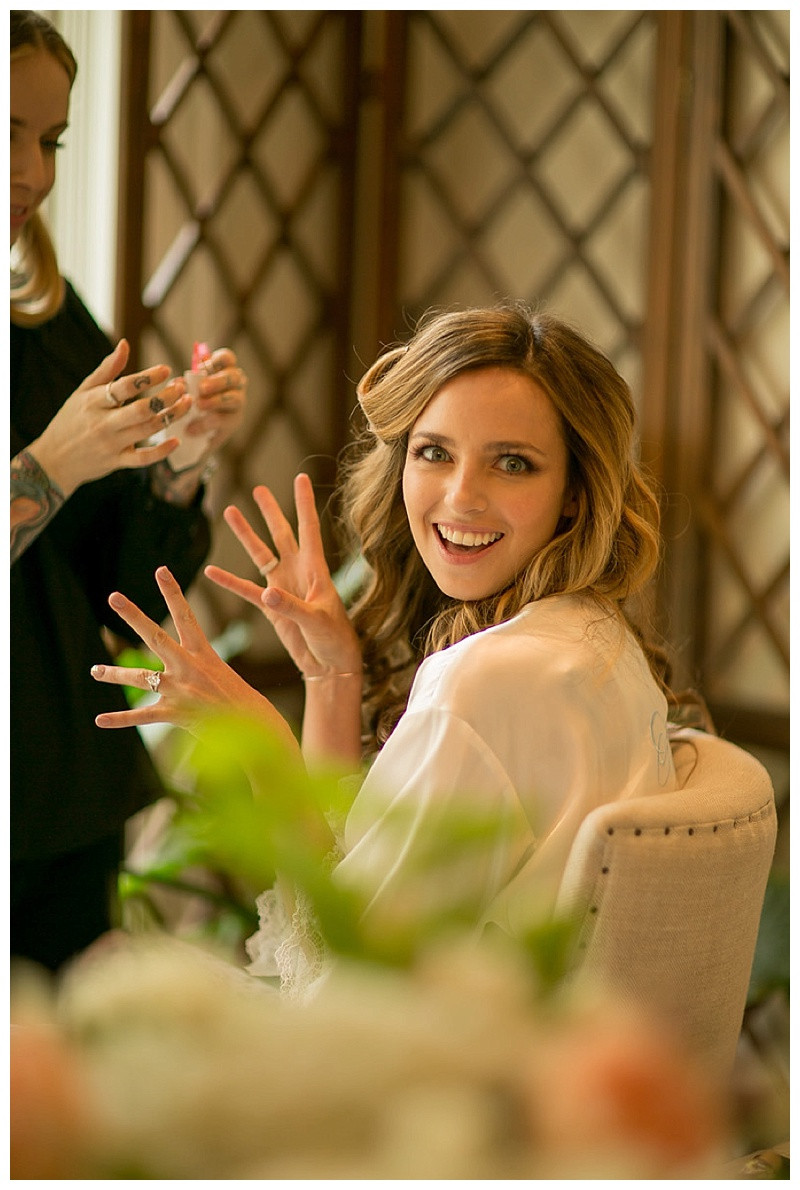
[10, 449, 66, 564]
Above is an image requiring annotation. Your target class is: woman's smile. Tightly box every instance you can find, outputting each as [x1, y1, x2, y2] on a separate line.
[402, 366, 575, 602]
[432, 522, 506, 569]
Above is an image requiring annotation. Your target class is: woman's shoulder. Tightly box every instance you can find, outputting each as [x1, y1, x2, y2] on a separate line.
[56, 279, 112, 346]
[12, 279, 113, 415]
[413, 594, 640, 710]
[449, 594, 621, 665]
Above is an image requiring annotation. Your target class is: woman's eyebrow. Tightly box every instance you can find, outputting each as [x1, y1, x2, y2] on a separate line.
[409, 429, 548, 457]
[11, 116, 69, 134]
[487, 439, 548, 457]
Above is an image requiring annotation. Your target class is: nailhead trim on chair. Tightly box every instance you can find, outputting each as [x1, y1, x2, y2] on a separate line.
[600, 801, 773, 844]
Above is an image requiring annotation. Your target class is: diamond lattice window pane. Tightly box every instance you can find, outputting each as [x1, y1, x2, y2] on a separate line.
[538, 102, 633, 232]
[406, 19, 472, 141]
[424, 101, 518, 225]
[543, 263, 623, 351]
[159, 75, 242, 213]
[484, 24, 582, 153]
[584, 175, 648, 322]
[209, 168, 282, 293]
[157, 243, 237, 353]
[210, 14, 290, 131]
[400, 175, 463, 298]
[479, 188, 569, 297]
[555, 10, 640, 70]
[595, 17, 655, 144]
[433, 10, 529, 72]
[252, 86, 327, 209]
[251, 249, 320, 371]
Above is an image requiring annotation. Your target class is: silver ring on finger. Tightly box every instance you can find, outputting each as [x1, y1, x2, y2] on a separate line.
[146, 670, 162, 694]
[105, 382, 123, 408]
[259, 558, 279, 577]
[161, 410, 173, 428]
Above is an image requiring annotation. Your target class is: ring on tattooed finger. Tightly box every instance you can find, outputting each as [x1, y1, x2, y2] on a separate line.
[146, 671, 162, 694]
[162, 410, 172, 428]
[259, 558, 279, 577]
[149, 395, 165, 414]
[105, 382, 123, 407]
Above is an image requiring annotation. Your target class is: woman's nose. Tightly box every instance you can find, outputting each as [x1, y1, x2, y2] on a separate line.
[12, 142, 47, 193]
[445, 465, 488, 514]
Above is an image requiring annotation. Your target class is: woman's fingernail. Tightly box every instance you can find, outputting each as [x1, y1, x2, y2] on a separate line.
[91, 664, 105, 677]
[262, 588, 280, 607]
[108, 592, 124, 610]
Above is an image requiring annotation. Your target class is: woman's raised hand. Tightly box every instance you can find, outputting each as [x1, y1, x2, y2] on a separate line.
[205, 473, 362, 680]
[26, 339, 194, 498]
[91, 566, 299, 752]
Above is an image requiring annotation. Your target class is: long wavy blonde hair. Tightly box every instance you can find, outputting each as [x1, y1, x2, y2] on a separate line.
[339, 303, 665, 752]
[10, 11, 77, 327]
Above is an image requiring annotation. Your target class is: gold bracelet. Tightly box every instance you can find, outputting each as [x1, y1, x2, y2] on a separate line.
[302, 671, 361, 682]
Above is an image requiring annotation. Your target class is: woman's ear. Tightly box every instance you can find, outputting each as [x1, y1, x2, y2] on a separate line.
[561, 487, 579, 520]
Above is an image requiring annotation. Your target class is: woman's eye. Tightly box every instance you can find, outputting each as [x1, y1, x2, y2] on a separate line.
[499, 455, 531, 474]
[420, 445, 448, 462]
[41, 139, 65, 153]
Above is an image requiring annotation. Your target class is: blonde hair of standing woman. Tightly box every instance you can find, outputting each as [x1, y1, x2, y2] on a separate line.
[10, 11, 77, 327]
[339, 303, 665, 752]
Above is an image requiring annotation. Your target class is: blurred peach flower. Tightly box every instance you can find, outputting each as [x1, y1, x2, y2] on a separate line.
[10, 935, 731, 1179]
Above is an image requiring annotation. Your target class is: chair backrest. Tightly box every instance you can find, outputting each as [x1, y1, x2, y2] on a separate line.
[555, 729, 777, 1087]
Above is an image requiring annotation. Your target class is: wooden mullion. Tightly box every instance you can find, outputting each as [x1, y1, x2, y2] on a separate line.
[643, 13, 724, 693]
[330, 14, 364, 463]
[375, 12, 409, 345]
[115, 10, 153, 363]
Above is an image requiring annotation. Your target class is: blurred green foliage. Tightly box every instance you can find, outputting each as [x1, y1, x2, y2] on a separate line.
[747, 871, 790, 1004]
[120, 710, 580, 991]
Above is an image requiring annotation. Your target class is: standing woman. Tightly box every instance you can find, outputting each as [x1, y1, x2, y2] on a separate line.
[10, 10, 247, 970]
[91, 304, 682, 987]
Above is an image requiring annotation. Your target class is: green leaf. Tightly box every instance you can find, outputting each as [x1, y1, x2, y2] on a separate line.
[748, 872, 790, 1004]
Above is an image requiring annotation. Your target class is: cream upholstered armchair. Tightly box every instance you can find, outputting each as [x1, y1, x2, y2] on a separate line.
[555, 728, 777, 1088]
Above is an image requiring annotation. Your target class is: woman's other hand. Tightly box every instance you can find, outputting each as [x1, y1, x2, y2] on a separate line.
[205, 473, 362, 681]
[25, 339, 193, 498]
[91, 566, 299, 752]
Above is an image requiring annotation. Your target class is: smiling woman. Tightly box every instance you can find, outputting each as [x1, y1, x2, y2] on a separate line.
[88, 301, 692, 993]
[402, 367, 575, 602]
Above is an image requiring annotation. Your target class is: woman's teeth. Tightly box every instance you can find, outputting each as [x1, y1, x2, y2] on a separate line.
[437, 526, 502, 547]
